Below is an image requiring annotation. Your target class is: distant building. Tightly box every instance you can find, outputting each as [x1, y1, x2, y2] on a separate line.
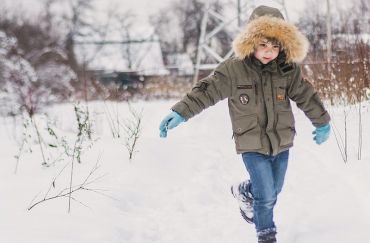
[74, 33, 169, 75]
[166, 53, 194, 76]
[74, 26, 169, 88]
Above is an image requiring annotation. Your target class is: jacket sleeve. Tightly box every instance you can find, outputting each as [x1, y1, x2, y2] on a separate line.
[171, 61, 232, 121]
[287, 65, 331, 127]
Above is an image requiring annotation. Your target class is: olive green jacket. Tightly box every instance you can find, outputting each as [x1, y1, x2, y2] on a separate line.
[171, 56, 331, 155]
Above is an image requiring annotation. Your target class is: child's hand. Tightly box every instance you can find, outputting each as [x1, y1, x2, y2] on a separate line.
[312, 123, 330, 144]
[159, 111, 185, 138]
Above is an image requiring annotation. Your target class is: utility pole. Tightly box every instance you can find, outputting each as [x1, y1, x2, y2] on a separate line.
[192, 0, 287, 84]
[237, 0, 242, 27]
[192, 1, 210, 85]
[192, 0, 247, 84]
[280, 0, 289, 21]
[192, 2, 237, 84]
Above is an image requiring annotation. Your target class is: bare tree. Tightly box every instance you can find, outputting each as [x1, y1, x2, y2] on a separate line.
[326, 0, 332, 74]
[64, 0, 96, 73]
[0, 38, 50, 166]
[109, 10, 137, 70]
[150, 0, 228, 62]
[0, 2, 76, 102]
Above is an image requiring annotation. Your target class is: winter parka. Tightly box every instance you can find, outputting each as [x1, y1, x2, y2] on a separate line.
[171, 6, 331, 156]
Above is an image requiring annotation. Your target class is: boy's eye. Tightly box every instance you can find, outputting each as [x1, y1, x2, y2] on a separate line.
[259, 43, 267, 47]
[273, 45, 280, 49]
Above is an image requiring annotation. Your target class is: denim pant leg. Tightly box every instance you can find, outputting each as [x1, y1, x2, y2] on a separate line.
[272, 150, 289, 195]
[242, 150, 289, 233]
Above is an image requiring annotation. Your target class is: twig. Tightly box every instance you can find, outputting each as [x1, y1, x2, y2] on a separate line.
[330, 114, 347, 163]
[103, 101, 121, 138]
[28, 183, 84, 211]
[67, 195, 92, 211]
[14, 139, 26, 174]
[30, 115, 48, 166]
[44, 161, 70, 199]
[358, 101, 362, 160]
[68, 140, 78, 213]
[81, 187, 119, 201]
[28, 158, 105, 211]
[122, 103, 143, 161]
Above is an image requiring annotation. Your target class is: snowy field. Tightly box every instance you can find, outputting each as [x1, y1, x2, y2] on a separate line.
[1, 100, 370, 243]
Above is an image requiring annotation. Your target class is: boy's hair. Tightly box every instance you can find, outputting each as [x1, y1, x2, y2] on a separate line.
[255, 37, 282, 51]
[266, 37, 281, 46]
[264, 37, 280, 46]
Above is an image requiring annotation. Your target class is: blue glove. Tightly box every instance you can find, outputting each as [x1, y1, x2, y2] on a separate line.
[159, 111, 185, 138]
[313, 123, 330, 145]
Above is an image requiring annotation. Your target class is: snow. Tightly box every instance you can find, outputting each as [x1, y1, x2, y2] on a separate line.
[0, 99, 370, 242]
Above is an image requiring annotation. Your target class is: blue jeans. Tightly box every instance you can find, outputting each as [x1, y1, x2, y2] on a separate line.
[241, 150, 289, 233]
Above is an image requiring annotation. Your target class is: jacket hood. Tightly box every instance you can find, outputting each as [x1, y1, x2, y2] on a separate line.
[232, 5, 309, 63]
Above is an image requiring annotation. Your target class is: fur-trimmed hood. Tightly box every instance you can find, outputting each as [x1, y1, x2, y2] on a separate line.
[232, 5, 309, 63]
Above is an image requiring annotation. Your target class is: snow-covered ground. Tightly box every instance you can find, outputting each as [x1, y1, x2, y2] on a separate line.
[0, 100, 369, 243]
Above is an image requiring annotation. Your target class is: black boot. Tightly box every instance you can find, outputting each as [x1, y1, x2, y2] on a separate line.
[257, 228, 277, 243]
[230, 180, 254, 223]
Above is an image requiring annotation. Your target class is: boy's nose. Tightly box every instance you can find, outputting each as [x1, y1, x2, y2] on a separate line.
[265, 49, 273, 53]
[264, 48, 273, 55]
[266, 44, 274, 51]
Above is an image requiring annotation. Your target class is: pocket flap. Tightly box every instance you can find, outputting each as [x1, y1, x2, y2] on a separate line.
[232, 114, 258, 135]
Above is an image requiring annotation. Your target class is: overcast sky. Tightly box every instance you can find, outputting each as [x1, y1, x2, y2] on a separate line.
[1, 0, 318, 23]
[2, 0, 354, 31]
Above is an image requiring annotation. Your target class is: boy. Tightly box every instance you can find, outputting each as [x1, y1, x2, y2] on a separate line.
[159, 5, 331, 243]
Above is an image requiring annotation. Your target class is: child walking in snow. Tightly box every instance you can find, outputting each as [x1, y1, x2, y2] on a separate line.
[159, 5, 331, 243]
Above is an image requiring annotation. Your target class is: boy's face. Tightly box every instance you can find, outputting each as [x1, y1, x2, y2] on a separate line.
[254, 38, 280, 64]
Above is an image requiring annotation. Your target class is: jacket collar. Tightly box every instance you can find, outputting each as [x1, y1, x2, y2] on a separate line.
[247, 54, 285, 73]
[252, 57, 277, 73]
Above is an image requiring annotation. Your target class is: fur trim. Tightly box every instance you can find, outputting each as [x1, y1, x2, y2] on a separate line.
[232, 16, 309, 63]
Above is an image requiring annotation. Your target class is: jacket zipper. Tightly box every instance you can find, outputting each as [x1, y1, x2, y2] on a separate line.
[253, 80, 258, 105]
[258, 72, 267, 145]
[241, 61, 258, 105]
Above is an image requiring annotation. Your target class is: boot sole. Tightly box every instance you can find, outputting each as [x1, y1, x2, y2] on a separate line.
[230, 186, 254, 224]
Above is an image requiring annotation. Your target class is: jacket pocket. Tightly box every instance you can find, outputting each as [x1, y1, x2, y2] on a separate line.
[276, 111, 296, 147]
[232, 114, 262, 150]
[236, 82, 256, 105]
[275, 86, 287, 102]
[273, 78, 289, 104]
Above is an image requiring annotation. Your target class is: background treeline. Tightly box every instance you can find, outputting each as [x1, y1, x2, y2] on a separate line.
[298, 0, 370, 105]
